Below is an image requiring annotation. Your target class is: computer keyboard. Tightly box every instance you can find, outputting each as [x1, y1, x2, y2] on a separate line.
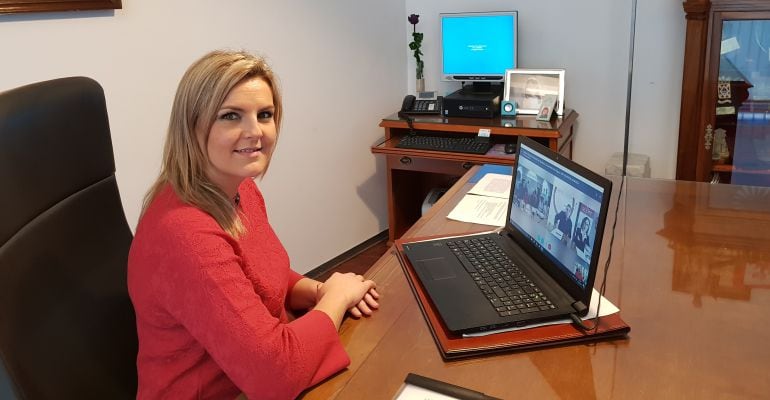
[396, 133, 492, 155]
[447, 237, 555, 317]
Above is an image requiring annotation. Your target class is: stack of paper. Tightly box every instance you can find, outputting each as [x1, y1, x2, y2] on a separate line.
[447, 173, 512, 227]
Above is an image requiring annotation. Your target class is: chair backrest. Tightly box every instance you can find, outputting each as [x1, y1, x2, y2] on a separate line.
[0, 77, 138, 399]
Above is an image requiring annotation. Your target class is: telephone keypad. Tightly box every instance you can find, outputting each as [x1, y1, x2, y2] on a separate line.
[414, 100, 437, 112]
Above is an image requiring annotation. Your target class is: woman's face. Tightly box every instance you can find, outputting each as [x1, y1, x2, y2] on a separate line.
[202, 77, 277, 195]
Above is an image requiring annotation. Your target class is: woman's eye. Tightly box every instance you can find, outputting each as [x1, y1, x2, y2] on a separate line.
[257, 111, 274, 121]
[219, 112, 240, 121]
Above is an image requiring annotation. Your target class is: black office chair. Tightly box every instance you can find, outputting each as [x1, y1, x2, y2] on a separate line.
[0, 77, 138, 399]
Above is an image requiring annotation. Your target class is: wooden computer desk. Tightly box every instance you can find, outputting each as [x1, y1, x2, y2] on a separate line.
[371, 110, 577, 243]
[301, 167, 770, 399]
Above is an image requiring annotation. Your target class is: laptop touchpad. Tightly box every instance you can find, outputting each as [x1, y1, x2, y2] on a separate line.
[418, 258, 456, 280]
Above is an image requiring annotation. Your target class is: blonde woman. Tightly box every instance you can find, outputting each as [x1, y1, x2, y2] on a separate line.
[128, 50, 379, 399]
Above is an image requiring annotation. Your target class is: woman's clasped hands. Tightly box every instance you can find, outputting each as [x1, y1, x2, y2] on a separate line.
[316, 272, 380, 320]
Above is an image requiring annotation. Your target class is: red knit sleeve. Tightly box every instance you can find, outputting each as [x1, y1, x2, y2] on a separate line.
[287, 269, 305, 293]
[152, 229, 349, 399]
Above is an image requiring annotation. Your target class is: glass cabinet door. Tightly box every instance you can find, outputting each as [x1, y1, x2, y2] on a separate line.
[709, 13, 770, 186]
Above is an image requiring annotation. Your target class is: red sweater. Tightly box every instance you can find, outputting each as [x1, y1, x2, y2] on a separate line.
[128, 179, 349, 399]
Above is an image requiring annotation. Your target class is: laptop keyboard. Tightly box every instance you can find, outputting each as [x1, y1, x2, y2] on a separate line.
[446, 237, 557, 317]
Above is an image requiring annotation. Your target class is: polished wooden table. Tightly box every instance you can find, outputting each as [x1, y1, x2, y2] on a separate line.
[301, 167, 770, 399]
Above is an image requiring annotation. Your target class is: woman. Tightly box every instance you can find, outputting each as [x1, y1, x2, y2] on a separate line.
[551, 188, 575, 240]
[127, 50, 379, 399]
[573, 216, 591, 252]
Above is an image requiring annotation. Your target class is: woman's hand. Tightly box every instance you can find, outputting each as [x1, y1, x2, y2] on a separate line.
[314, 272, 378, 329]
[317, 272, 375, 308]
[347, 287, 380, 318]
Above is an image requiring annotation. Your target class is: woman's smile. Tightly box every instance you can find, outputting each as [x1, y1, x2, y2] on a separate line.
[234, 146, 262, 155]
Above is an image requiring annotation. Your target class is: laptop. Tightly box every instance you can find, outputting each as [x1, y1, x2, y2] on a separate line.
[401, 136, 612, 334]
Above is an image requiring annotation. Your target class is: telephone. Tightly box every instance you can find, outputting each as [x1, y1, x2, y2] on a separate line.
[398, 94, 442, 118]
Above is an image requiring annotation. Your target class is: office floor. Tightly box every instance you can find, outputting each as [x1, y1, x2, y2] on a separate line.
[311, 239, 390, 282]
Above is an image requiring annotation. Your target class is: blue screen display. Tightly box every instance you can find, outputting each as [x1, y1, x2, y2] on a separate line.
[441, 13, 517, 78]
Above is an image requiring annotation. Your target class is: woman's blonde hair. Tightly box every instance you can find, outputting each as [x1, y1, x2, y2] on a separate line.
[143, 49, 283, 237]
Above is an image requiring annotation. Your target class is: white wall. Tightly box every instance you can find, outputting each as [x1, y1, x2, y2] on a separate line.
[0, 0, 404, 273]
[404, 0, 685, 178]
[0, 0, 687, 272]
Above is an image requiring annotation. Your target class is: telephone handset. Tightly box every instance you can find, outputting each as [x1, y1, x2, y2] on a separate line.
[398, 93, 442, 118]
[400, 95, 416, 115]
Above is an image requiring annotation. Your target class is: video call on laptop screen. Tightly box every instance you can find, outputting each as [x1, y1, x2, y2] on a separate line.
[508, 142, 605, 289]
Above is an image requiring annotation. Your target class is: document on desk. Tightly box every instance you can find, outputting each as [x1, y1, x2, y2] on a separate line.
[446, 173, 511, 227]
[395, 384, 460, 400]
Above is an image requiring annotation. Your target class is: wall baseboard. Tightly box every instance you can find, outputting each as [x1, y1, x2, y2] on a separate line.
[305, 230, 388, 279]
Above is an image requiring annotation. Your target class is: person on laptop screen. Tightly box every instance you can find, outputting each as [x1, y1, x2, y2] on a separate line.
[574, 216, 591, 252]
[127, 50, 380, 399]
[551, 189, 575, 241]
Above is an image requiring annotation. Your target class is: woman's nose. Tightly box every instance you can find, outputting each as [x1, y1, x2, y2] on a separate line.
[243, 115, 263, 138]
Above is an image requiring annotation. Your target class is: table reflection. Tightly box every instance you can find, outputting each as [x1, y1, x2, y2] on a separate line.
[658, 182, 770, 307]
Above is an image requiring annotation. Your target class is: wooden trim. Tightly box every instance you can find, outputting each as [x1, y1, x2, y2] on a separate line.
[710, 0, 770, 12]
[683, 0, 710, 17]
[0, 0, 121, 14]
[676, 0, 712, 180]
[379, 119, 561, 138]
[378, 109, 578, 139]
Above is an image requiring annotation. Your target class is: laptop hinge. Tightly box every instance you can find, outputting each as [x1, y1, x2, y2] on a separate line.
[572, 301, 588, 314]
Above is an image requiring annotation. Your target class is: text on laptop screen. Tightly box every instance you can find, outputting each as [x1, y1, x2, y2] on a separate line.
[509, 143, 605, 289]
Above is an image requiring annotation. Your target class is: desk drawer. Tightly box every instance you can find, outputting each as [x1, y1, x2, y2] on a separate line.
[387, 155, 475, 175]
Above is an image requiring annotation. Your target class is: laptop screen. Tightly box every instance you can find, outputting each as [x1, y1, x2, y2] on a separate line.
[508, 140, 607, 290]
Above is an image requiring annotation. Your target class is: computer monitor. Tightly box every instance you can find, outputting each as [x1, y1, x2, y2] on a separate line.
[440, 11, 518, 91]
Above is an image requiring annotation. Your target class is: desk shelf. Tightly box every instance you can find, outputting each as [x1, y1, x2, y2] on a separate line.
[372, 137, 517, 166]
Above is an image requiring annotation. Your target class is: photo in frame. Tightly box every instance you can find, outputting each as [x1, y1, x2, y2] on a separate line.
[503, 69, 565, 115]
[537, 94, 558, 121]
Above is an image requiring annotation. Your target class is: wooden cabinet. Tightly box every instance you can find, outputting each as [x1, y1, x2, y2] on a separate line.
[372, 110, 577, 243]
[677, 0, 770, 186]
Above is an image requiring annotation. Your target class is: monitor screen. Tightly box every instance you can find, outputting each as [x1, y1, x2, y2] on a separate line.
[508, 141, 607, 290]
[440, 11, 518, 83]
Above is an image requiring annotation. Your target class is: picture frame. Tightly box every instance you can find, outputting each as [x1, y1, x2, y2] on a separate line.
[536, 94, 558, 121]
[503, 68, 565, 116]
[0, 0, 121, 15]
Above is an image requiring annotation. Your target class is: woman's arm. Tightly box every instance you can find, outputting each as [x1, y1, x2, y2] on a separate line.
[289, 275, 380, 329]
[149, 231, 349, 399]
[288, 277, 322, 310]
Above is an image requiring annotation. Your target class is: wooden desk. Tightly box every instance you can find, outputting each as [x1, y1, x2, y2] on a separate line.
[372, 110, 577, 243]
[302, 167, 770, 399]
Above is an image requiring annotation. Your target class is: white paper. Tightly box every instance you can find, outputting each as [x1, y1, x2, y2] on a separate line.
[721, 36, 740, 55]
[394, 383, 461, 400]
[463, 289, 619, 338]
[446, 195, 508, 226]
[466, 173, 512, 199]
[447, 173, 512, 226]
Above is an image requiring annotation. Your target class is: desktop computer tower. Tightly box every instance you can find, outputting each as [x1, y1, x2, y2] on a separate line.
[442, 88, 501, 118]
